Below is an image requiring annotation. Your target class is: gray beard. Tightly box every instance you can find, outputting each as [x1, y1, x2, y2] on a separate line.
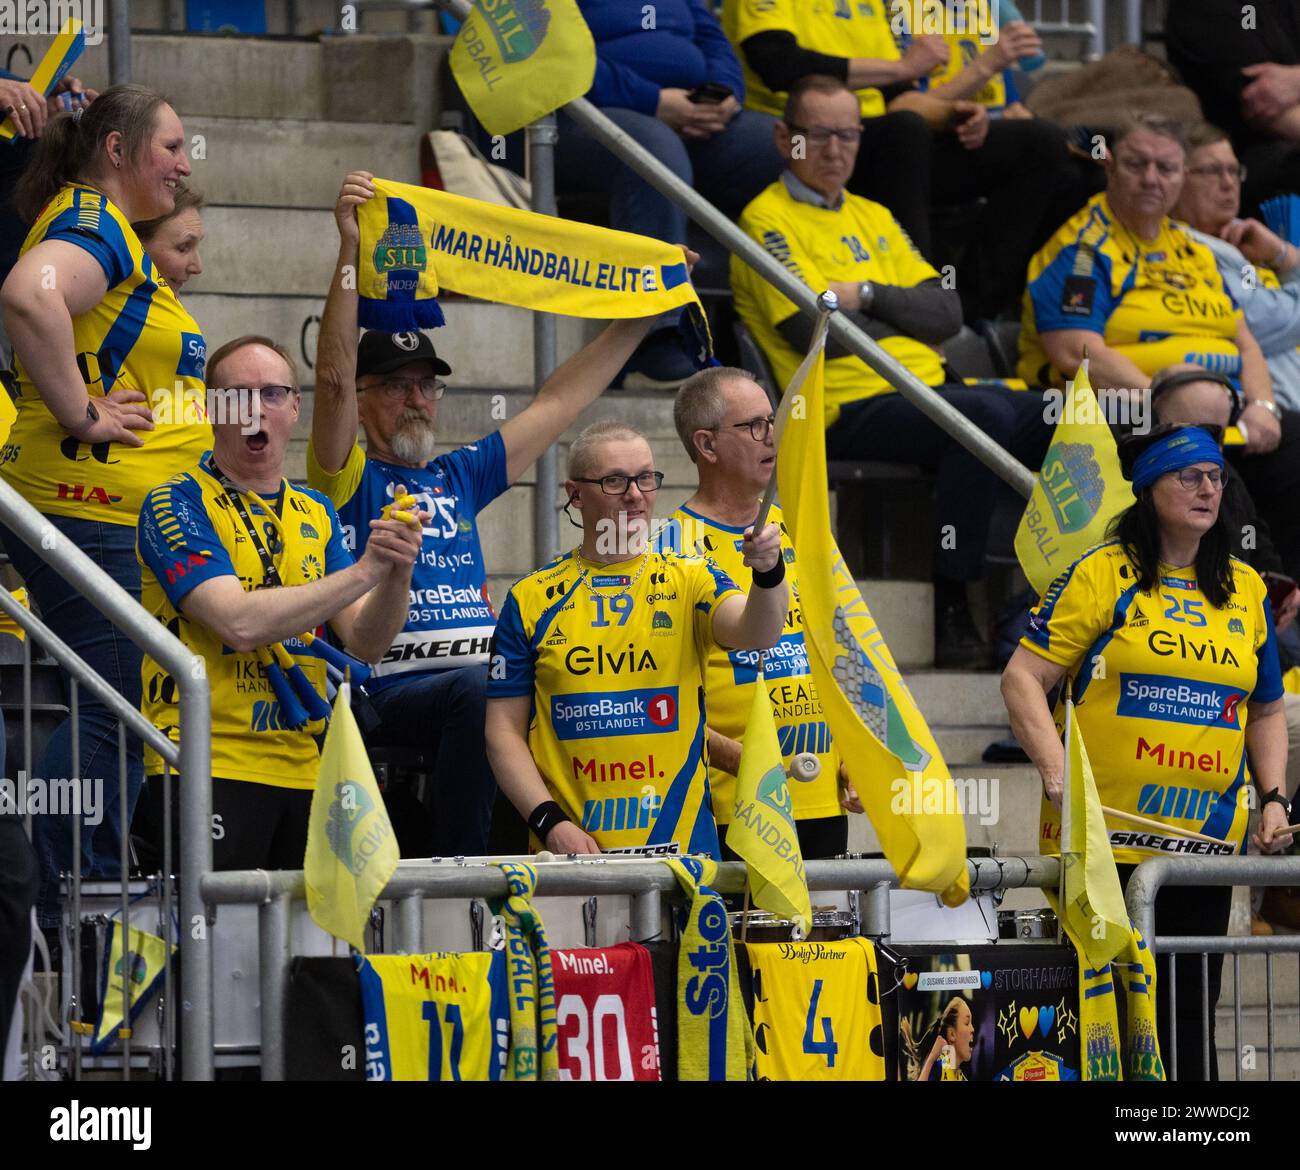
[389, 416, 437, 465]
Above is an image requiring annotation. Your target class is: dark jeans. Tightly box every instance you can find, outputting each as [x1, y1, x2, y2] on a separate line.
[557, 106, 784, 241]
[137, 774, 312, 872]
[1227, 407, 1300, 583]
[0, 515, 144, 930]
[827, 385, 1050, 581]
[1117, 864, 1232, 1083]
[365, 664, 498, 856]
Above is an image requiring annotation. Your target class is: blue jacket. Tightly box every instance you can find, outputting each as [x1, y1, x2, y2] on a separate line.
[577, 0, 744, 116]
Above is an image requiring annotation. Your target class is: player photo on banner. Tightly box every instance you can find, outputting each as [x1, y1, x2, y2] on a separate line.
[893, 946, 1081, 1082]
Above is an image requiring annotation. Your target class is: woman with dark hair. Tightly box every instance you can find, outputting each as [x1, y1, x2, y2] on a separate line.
[1001, 425, 1292, 1080]
[0, 84, 207, 940]
[135, 183, 204, 294]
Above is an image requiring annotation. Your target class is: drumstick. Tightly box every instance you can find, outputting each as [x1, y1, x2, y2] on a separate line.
[1100, 804, 1223, 845]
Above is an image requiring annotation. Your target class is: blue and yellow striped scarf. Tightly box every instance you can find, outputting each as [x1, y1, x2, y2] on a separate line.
[666, 857, 753, 1081]
[1077, 925, 1165, 1082]
[489, 862, 559, 1081]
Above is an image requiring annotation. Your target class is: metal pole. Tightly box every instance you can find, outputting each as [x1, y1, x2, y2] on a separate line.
[397, 893, 423, 953]
[1125, 0, 1141, 48]
[69, 681, 81, 1082]
[178, 657, 213, 1081]
[119, 725, 131, 1080]
[630, 888, 661, 942]
[258, 892, 290, 1081]
[427, 0, 1033, 498]
[108, 0, 131, 85]
[1087, 0, 1106, 58]
[529, 113, 561, 564]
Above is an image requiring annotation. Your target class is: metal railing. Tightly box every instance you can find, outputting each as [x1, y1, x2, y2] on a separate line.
[0, 477, 211, 1080]
[1028, 0, 1106, 59]
[201, 852, 1060, 1080]
[1127, 856, 1300, 1082]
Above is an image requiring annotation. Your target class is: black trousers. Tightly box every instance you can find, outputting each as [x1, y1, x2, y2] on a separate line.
[827, 384, 1050, 581]
[1227, 407, 1300, 583]
[1117, 864, 1232, 1082]
[135, 775, 312, 874]
[719, 814, 848, 862]
[0, 817, 36, 1057]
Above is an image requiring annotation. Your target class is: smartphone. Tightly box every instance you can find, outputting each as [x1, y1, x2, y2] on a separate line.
[688, 83, 733, 104]
[1262, 570, 1297, 614]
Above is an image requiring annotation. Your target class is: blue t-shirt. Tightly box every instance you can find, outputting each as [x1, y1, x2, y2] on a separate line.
[306, 432, 509, 690]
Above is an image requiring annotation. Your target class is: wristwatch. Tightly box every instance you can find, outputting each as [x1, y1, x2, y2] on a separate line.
[857, 280, 875, 313]
[1247, 398, 1283, 422]
[1261, 789, 1292, 818]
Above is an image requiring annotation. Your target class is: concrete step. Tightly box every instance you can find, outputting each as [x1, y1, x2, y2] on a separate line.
[906, 670, 1009, 728]
[857, 580, 933, 670]
[933, 724, 1011, 767]
[114, 0, 445, 35]
[31, 32, 449, 125]
[197, 206, 335, 296]
[186, 117, 421, 208]
[185, 300, 596, 391]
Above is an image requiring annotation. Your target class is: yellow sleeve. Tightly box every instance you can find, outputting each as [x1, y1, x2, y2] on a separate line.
[729, 0, 795, 41]
[1020, 551, 1114, 668]
[875, 206, 940, 287]
[305, 436, 366, 509]
[736, 199, 826, 327]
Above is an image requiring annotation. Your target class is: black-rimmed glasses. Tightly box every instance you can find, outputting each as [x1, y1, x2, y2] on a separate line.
[574, 471, 665, 495]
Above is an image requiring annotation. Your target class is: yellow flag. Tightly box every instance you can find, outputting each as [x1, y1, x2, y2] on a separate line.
[777, 348, 969, 905]
[1052, 695, 1131, 970]
[305, 685, 398, 952]
[449, 0, 596, 136]
[1014, 360, 1131, 597]
[91, 918, 175, 1052]
[729, 683, 813, 934]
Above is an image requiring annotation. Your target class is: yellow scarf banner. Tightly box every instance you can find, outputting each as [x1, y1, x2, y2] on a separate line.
[666, 857, 753, 1081]
[356, 179, 713, 363]
[729, 683, 812, 935]
[776, 342, 969, 905]
[0, 18, 85, 143]
[304, 684, 399, 953]
[1014, 360, 1131, 598]
[449, 0, 596, 137]
[488, 861, 560, 1081]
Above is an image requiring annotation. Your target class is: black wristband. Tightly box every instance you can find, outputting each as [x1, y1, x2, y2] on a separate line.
[751, 558, 786, 589]
[527, 799, 570, 840]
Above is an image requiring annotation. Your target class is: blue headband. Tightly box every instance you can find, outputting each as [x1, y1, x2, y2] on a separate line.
[1131, 427, 1224, 493]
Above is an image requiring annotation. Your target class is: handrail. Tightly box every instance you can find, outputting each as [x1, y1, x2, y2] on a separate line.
[0, 476, 213, 1080]
[428, 0, 1035, 498]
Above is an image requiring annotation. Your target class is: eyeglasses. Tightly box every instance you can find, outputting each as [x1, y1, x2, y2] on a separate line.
[1115, 153, 1184, 179]
[1172, 466, 1228, 490]
[222, 384, 296, 407]
[785, 122, 863, 147]
[720, 415, 776, 442]
[574, 471, 665, 495]
[1187, 163, 1247, 183]
[361, 376, 446, 401]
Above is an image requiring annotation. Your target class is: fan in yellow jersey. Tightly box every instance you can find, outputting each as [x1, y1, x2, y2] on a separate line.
[486, 419, 789, 857]
[1019, 112, 1280, 463]
[0, 86, 212, 933]
[656, 367, 857, 859]
[745, 938, 886, 1080]
[1002, 425, 1292, 1081]
[733, 76, 1051, 669]
[135, 337, 422, 871]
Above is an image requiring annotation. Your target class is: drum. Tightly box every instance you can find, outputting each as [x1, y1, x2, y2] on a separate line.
[730, 909, 859, 944]
[997, 908, 1058, 940]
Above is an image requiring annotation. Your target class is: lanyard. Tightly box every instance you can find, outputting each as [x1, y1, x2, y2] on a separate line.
[209, 457, 284, 589]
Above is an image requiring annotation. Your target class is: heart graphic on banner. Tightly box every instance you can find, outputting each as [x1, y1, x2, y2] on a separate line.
[1039, 1005, 1056, 1036]
[1019, 1006, 1038, 1039]
[980, 971, 992, 989]
[903, 973, 919, 990]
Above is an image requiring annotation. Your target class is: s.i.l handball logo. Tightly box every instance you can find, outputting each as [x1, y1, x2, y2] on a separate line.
[481, 0, 550, 63]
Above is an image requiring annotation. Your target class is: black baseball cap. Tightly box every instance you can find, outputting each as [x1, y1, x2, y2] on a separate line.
[356, 330, 452, 379]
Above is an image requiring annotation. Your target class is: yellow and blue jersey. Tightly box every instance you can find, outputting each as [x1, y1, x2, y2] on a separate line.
[733, 178, 945, 427]
[995, 1050, 1079, 1080]
[357, 951, 510, 1081]
[488, 548, 742, 856]
[656, 505, 842, 824]
[306, 432, 508, 687]
[3, 183, 210, 525]
[1021, 541, 1283, 865]
[724, 0, 899, 119]
[1019, 194, 1243, 388]
[137, 451, 352, 789]
[745, 938, 886, 1080]
[893, 0, 1016, 112]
